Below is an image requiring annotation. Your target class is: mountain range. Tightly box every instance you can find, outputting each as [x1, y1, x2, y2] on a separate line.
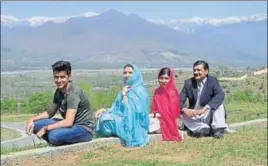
[2, 12, 266, 30]
[1, 9, 267, 71]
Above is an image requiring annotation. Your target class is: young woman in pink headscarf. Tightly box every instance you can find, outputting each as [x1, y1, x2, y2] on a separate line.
[150, 67, 183, 141]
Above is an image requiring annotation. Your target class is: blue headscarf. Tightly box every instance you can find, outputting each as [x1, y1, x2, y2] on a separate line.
[107, 64, 150, 147]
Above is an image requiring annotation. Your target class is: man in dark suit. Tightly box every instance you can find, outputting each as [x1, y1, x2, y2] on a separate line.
[180, 60, 228, 138]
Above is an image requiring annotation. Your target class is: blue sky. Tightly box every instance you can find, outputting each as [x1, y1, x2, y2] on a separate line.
[1, 1, 267, 19]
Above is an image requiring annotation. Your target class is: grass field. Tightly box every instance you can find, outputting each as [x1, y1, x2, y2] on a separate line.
[1, 127, 21, 142]
[11, 125, 267, 166]
[225, 102, 267, 123]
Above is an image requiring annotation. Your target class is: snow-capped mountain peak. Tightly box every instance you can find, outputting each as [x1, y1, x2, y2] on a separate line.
[1, 11, 99, 27]
[83, 12, 99, 18]
[1, 14, 20, 25]
[151, 13, 267, 25]
[149, 13, 267, 32]
[26, 16, 76, 26]
[1, 11, 266, 31]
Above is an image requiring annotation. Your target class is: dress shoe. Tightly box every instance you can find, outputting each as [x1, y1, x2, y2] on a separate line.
[193, 128, 210, 138]
[212, 128, 225, 139]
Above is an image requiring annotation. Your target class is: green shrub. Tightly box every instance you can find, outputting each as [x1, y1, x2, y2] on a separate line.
[226, 90, 264, 103]
[90, 88, 119, 111]
[1, 98, 17, 114]
[21, 91, 52, 114]
[78, 83, 119, 112]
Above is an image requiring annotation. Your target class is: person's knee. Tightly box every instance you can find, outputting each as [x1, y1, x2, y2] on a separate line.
[33, 119, 47, 134]
[47, 132, 62, 146]
[99, 122, 113, 137]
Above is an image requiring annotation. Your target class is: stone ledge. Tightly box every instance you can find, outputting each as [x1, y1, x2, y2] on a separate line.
[228, 118, 267, 129]
[1, 135, 162, 166]
[1, 118, 267, 166]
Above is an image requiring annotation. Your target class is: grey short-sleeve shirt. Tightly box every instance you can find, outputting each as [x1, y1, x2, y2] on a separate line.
[53, 82, 95, 135]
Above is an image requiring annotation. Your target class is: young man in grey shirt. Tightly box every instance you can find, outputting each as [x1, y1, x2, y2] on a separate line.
[25, 61, 95, 146]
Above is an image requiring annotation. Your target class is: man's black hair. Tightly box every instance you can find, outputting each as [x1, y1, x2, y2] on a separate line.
[52, 60, 71, 75]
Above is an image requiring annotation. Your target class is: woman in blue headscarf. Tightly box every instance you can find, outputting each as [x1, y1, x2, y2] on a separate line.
[95, 64, 150, 147]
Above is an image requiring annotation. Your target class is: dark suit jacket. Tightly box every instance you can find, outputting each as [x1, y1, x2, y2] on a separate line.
[180, 75, 225, 111]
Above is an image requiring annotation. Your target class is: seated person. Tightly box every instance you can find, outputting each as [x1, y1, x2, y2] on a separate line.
[25, 61, 95, 145]
[95, 64, 150, 147]
[180, 60, 228, 138]
[150, 67, 183, 141]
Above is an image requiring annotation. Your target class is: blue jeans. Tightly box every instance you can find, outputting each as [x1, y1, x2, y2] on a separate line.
[33, 118, 92, 146]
